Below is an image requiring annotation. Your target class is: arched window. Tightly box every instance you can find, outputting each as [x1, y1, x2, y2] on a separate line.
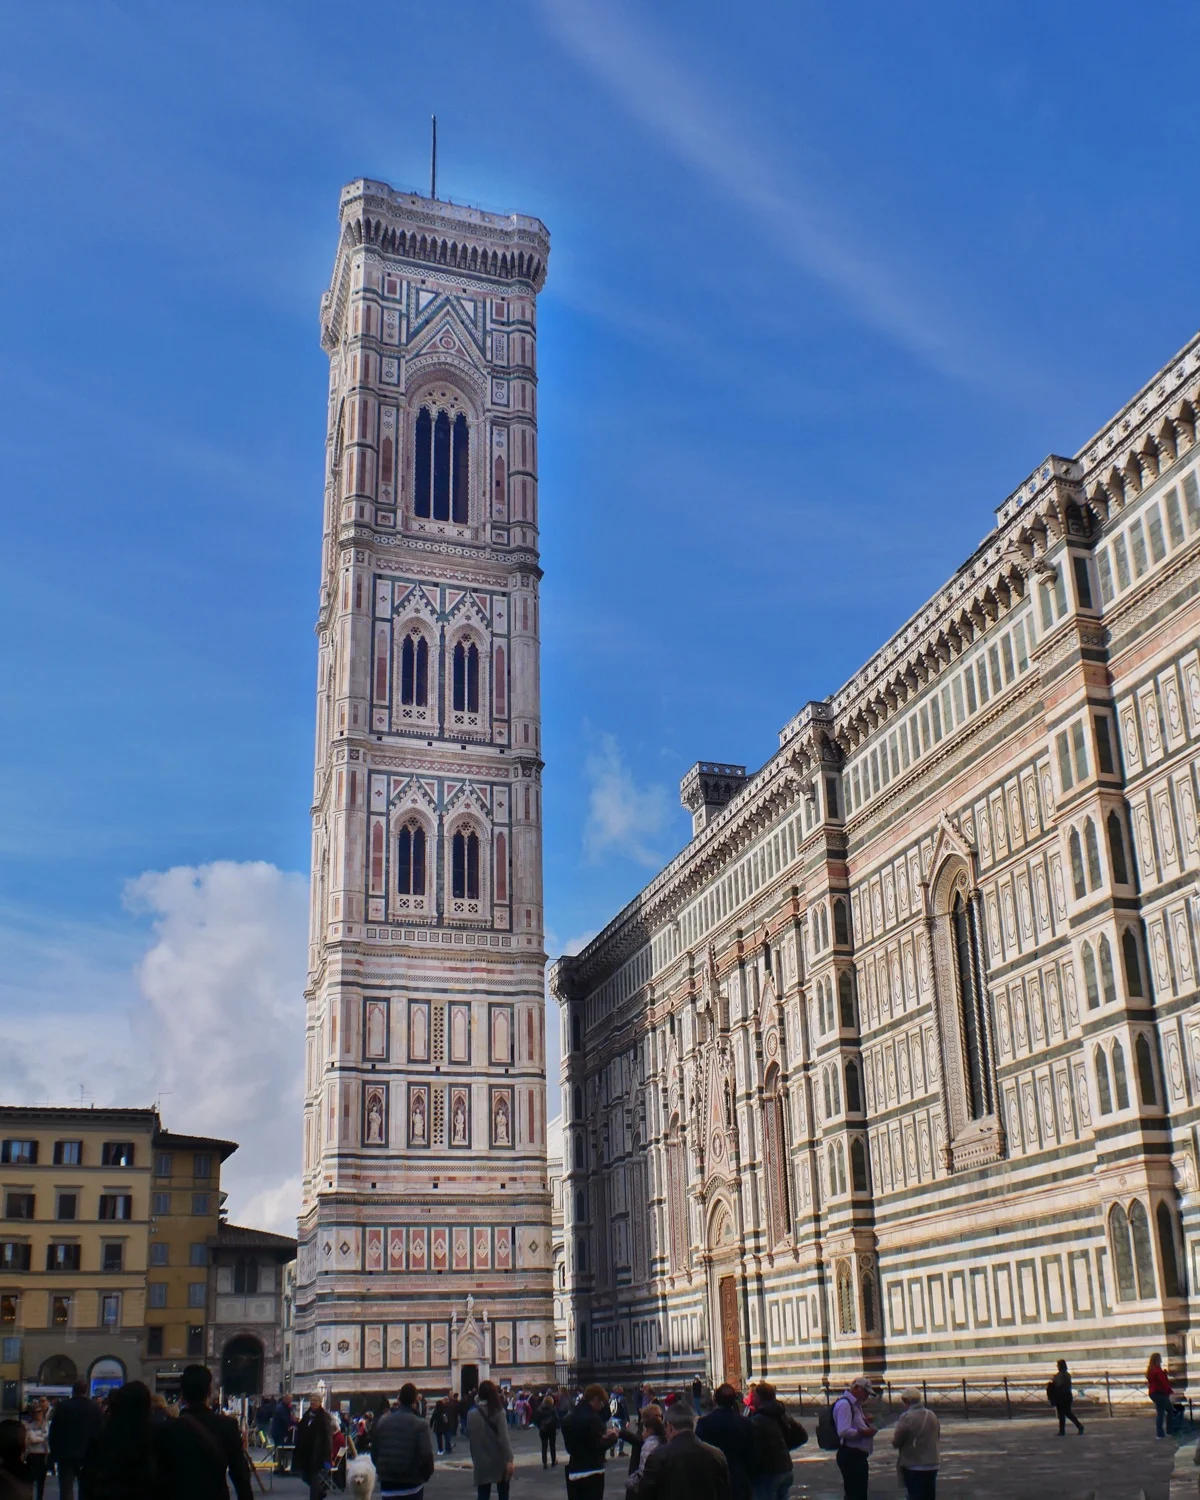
[396, 823, 427, 896]
[1082, 942, 1100, 1009]
[1135, 1034, 1156, 1106]
[414, 407, 432, 517]
[400, 634, 429, 706]
[573, 1086, 583, 1120]
[1085, 820, 1102, 889]
[1069, 829, 1086, 900]
[836, 1261, 856, 1334]
[953, 892, 987, 1120]
[1108, 811, 1129, 884]
[845, 1060, 862, 1114]
[414, 405, 470, 522]
[822, 1071, 832, 1122]
[571, 1014, 582, 1053]
[861, 1271, 877, 1332]
[836, 1142, 847, 1195]
[573, 1134, 584, 1169]
[452, 641, 481, 714]
[833, 899, 850, 946]
[762, 1069, 791, 1247]
[1109, 1204, 1136, 1301]
[451, 830, 480, 900]
[826, 1144, 837, 1197]
[850, 1138, 868, 1192]
[822, 980, 834, 1034]
[1130, 1200, 1156, 1298]
[1121, 930, 1144, 998]
[838, 973, 855, 1029]
[1099, 935, 1117, 1005]
[1112, 1042, 1130, 1110]
[1157, 1202, 1183, 1298]
[1094, 1047, 1112, 1114]
[575, 1189, 586, 1222]
[819, 906, 830, 950]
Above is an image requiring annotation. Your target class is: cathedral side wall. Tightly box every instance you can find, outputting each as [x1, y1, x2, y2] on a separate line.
[553, 334, 1200, 1389]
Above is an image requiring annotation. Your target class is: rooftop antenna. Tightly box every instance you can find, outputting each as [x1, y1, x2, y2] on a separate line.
[430, 114, 438, 200]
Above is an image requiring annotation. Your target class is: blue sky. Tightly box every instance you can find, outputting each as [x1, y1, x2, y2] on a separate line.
[2, 0, 1198, 1222]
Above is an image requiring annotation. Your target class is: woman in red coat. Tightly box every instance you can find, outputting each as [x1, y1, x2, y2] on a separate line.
[1147, 1353, 1174, 1438]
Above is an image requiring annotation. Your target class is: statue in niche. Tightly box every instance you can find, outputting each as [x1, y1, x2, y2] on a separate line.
[365, 1090, 385, 1145]
[411, 1091, 427, 1143]
[494, 1095, 510, 1145]
[452, 1094, 468, 1145]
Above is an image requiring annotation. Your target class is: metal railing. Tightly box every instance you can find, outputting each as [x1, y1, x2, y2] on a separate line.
[804, 1376, 1188, 1421]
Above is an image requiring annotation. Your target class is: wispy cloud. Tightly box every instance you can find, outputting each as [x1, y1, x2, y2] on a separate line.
[583, 732, 674, 867]
[0, 861, 307, 1235]
[535, 0, 1015, 388]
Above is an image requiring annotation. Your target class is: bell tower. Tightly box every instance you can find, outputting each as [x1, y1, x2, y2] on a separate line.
[294, 179, 553, 1393]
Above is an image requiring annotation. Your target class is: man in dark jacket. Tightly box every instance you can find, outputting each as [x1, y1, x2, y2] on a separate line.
[638, 1407, 730, 1500]
[292, 1391, 334, 1499]
[49, 1380, 102, 1500]
[561, 1384, 616, 1500]
[696, 1386, 754, 1500]
[373, 1383, 435, 1500]
[154, 1363, 253, 1500]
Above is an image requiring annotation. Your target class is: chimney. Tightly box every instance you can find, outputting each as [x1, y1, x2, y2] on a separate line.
[680, 762, 747, 836]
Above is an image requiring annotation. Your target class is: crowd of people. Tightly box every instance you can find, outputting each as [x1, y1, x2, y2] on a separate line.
[0, 1353, 1183, 1500]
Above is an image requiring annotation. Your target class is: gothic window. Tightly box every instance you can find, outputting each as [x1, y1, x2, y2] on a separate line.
[762, 1069, 791, 1246]
[1135, 1034, 1156, 1106]
[820, 906, 830, 949]
[452, 641, 481, 714]
[1082, 942, 1100, 1009]
[830, 1066, 841, 1115]
[1121, 930, 1144, 998]
[1108, 1204, 1136, 1301]
[861, 1271, 877, 1332]
[396, 823, 427, 896]
[1099, 935, 1117, 1004]
[845, 1060, 862, 1114]
[1094, 1046, 1112, 1115]
[822, 1071, 832, 1122]
[1107, 812, 1129, 884]
[833, 898, 850, 946]
[573, 1086, 583, 1120]
[414, 404, 469, 522]
[1112, 1041, 1130, 1110]
[1069, 829, 1086, 900]
[1130, 1200, 1156, 1298]
[1157, 1202, 1183, 1298]
[850, 1137, 868, 1192]
[400, 634, 429, 706]
[571, 1015, 582, 1053]
[451, 830, 480, 901]
[953, 891, 987, 1120]
[838, 972, 855, 1029]
[573, 1134, 584, 1169]
[836, 1261, 856, 1334]
[1085, 819, 1102, 888]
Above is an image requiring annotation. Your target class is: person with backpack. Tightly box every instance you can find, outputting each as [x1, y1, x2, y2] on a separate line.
[890, 1390, 940, 1499]
[817, 1379, 874, 1500]
[1046, 1361, 1083, 1436]
[747, 1383, 805, 1500]
[535, 1394, 561, 1469]
[609, 1390, 629, 1457]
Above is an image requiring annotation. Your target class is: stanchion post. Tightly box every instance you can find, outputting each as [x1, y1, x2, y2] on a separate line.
[962, 1378, 969, 1420]
[1004, 1376, 1011, 1420]
[1105, 1372, 1112, 1418]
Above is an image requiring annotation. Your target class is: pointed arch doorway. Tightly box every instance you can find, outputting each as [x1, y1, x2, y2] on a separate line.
[705, 1198, 742, 1387]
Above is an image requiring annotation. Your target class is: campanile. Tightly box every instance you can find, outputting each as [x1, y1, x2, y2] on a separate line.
[294, 179, 553, 1394]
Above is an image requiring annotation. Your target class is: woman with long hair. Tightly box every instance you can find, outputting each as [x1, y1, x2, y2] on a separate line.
[466, 1382, 515, 1500]
[21, 1400, 48, 1500]
[1147, 1352, 1174, 1439]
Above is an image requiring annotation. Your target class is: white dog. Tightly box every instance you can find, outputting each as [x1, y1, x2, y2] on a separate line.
[346, 1452, 380, 1499]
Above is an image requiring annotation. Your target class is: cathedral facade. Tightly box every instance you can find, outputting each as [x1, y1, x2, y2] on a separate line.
[294, 180, 554, 1396]
[551, 332, 1200, 1390]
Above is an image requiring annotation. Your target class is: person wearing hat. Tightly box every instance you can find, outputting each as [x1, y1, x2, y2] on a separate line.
[831, 1378, 875, 1500]
[890, 1390, 940, 1499]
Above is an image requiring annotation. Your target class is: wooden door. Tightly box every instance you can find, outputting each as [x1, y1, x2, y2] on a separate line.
[718, 1274, 742, 1386]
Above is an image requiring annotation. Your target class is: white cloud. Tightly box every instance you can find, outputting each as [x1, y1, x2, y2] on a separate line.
[536, 0, 1009, 387]
[583, 733, 674, 867]
[0, 861, 307, 1236]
